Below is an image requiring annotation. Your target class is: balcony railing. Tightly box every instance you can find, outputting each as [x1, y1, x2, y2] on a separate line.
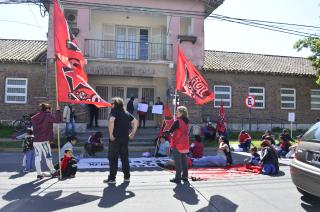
[84, 39, 173, 61]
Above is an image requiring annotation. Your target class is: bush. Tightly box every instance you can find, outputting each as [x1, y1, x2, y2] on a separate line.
[0, 124, 14, 138]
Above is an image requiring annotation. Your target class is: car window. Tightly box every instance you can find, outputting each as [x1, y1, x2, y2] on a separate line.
[303, 122, 320, 142]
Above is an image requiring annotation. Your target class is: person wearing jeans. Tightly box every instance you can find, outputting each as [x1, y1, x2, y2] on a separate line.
[167, 106, 190, 184]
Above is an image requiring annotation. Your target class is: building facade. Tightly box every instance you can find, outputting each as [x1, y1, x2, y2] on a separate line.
[0, 39, 47, 123]
[45, 0, 224, 126]
[195, 50, 320, 131]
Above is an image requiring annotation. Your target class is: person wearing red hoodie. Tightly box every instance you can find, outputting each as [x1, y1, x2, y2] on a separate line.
[167, 106, 190, 184]
[31, 103, 61, 180]
[189, 135, 204, 159]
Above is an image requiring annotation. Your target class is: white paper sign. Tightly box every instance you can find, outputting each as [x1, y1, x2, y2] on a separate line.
[288, 112, 295, 122]
[152, 105, 163, 114]
[137, 103, 148, 112]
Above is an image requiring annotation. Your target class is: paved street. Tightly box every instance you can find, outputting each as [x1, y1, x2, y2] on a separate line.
[0, 153, 319, 212]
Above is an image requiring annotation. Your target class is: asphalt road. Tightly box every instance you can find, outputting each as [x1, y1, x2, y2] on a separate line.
[0, 153, 319, 212]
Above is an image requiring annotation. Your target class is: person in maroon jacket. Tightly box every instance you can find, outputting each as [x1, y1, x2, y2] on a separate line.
[167, 106, 190, 184]
[189, 135, 204, 159]
[31, 103, 61, 180]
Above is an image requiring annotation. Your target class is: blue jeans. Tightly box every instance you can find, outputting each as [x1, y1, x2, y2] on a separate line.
[65, 121, 76, 136]
[239, 140, 251, 152]
[25, 150, 34, 170]
[192, 156, 227, 167]
[262, 163, 276, 175]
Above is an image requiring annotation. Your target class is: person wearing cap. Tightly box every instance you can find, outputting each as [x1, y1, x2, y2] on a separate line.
[31, 103, 61, 180]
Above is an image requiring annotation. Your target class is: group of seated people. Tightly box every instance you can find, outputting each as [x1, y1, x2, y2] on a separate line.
[156, 134, 233, 170]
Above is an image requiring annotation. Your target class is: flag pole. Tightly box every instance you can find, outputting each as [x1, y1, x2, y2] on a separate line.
[55, 61, 62, 180]
[173, 89, 177, 121]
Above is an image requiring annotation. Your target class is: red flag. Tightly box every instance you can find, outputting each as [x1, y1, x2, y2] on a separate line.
[159, 104, 174, 136]
[54, 0, 110, 107]
[56, 60, 111, 107]
[176, 47, 214, 104]
[54, 0, 87, 80]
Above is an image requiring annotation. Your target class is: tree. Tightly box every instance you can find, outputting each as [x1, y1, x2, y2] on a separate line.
[294, 37, 320, 84]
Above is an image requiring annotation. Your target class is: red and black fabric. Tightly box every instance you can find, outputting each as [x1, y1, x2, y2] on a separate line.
[176, 47, 214, 105]
[53, 0, 110, 108]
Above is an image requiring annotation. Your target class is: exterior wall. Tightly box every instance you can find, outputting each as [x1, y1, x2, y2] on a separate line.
[182, 71, 320, 129]
[0, 63, 48, 121]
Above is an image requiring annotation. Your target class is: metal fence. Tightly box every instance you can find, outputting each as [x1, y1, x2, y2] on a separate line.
[84, 39, 173, 61]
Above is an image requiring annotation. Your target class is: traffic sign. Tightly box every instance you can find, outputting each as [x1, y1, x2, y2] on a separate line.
[245, 95, 256, 108]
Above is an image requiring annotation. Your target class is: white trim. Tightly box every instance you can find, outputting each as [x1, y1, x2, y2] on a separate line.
[214, 85, 232, 108]
[311, 89, 320, 110]
[280, 88, 296, 110]
[5, 78, 28, 104]
[248, 86, 265, 109]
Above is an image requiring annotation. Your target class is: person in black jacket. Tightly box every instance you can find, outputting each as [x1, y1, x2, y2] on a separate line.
[260, 138, 279, 175]
[126, 97, 135, 115]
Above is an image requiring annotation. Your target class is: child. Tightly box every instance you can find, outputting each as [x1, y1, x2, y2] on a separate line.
[60, 136, 77, 159]
[245, 147, 261, 166]
[189, 135, 204, 159]
[22, 128, 34, 173]
[155, 135, 170, 157]
[85, 131, 104, 157]
[54, 149, 77, 178]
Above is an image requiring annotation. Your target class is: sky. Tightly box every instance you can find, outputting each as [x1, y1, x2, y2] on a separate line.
[0, 0, 319, 57]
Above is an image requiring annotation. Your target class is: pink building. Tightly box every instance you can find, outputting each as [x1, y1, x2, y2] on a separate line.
[46, 0, 224, 126]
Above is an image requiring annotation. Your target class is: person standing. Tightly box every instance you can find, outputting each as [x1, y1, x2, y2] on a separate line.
[127, 97, 135, 115]
[63, 104, 76, 136]
[138, 97, 147, 128]
[104, 97, 138, 184]
[89, 104, 99, 128]
[31, 103, 61, 179]
[154, 97, 164, 128]
[167, 106, 190, 184]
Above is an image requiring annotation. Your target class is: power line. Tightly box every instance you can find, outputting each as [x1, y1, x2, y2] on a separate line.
[0, 19, 46, 28]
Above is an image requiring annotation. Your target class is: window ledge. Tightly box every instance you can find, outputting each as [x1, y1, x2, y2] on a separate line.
[178, 35, 197, 44]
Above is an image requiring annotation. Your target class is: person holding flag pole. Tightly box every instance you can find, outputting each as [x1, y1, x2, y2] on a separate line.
[53, 0, 111, 179]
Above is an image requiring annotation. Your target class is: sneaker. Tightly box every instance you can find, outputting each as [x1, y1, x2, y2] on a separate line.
[51, 171, 60, 178]
[103, 178, 116, 184]
[23, 168, 29, 173]
[170, 178, 181, 184]
[37, 175, 44, 180]
[124, 178, 130, 182]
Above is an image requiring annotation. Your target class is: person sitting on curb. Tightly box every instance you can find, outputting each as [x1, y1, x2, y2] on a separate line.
[85, 131, 104, 157]
[238, 130, 252, 152]
[189, 135, 204, 159]
[244, 147, 261, 166]
[259, 138, 279, 175]
[192, 136, 232, 167]
[54, 149, 77, 178]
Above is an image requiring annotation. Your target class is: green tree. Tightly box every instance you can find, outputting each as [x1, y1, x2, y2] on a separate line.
[294, 37, 320, 84]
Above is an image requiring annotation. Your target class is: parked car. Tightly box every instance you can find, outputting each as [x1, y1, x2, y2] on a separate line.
[290, 122, 320, 198]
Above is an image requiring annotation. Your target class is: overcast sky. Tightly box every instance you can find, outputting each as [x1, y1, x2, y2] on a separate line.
[0, 0, 319, 57]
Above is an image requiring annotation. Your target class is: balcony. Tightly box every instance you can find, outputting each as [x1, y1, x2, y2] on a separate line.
[84, 39, 173, 61]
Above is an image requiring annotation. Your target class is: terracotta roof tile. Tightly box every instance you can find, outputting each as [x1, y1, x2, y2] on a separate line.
[204, 50, 317, 76]
[0, 39, 47, 63]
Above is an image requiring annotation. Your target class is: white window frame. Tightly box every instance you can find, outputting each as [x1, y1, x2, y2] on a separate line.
[311, 89, 320, 110]
[214, 85, 232, 108]
[281, 88, 296, 110]
[5, 78, 28, 104]
[248, 87, 265, 109]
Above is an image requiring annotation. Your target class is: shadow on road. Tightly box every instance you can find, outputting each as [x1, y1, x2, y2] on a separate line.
[197, 195, 238, 212]
[98, 182, 135, 208]
[300, 195, 320, 211]
[173, 182, 199, 205]
[1, 179, 100, 211]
